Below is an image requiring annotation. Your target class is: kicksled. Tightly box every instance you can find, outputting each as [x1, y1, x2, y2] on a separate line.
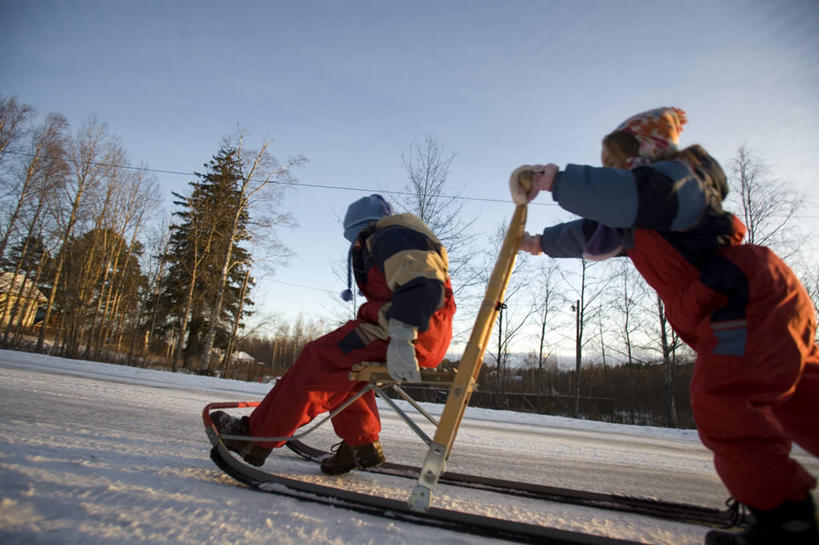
[202, 182, 738, 532]
[204, 188, 529, 513]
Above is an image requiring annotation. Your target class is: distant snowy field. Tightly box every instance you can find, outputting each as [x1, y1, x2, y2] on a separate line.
[1, 349, 816, 545]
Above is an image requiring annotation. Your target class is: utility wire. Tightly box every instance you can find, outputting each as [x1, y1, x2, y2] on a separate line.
[268, 279, 336, 294]
[5, 148, 818, 215]
[1, 149, 554, 207]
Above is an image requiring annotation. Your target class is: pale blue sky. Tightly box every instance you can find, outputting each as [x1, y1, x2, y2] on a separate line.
[2, 0, 818, 348]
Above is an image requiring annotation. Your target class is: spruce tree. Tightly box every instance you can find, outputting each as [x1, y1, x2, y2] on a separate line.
[160, 147, 253, 370]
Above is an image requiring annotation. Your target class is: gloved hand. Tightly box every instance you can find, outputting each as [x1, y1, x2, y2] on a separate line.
[520, 232, 543, 255]
[509, 163, 559, 204]
[509, 165, 534, 205]
[386, 319, 421, 382]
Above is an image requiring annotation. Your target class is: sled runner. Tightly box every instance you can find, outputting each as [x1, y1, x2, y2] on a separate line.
[205, 430, 648, 545]
[203, 397, 735, 530]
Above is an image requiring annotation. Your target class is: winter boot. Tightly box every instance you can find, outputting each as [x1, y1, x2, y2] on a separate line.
[705, 494, 819, 545]
[210, 410, 271, 467]
[320, 440, 385, 475]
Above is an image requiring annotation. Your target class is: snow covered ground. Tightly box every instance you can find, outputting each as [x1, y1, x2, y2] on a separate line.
[1, 348, 816, 545]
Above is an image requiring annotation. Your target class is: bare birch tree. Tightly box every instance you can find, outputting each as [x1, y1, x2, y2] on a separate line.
[127, 219, 170, 365]
[0, 113, 68, 263]
[58, 138, 132, 357]
[199, 133, 304, 371]
[531, 259, 560, 394]
[87, 166, 159, 358]
[727, 144, 804, 256]
[37, 116, 114, 352]
[610, 260, 647, 423]
[556, 259, 611, 417]
[0, 96, 34, 164]
[654, 294, 681, 427]
[395, 135, 477, 296]
[474, 224, 537, 399]
[0, 114, 68, 335]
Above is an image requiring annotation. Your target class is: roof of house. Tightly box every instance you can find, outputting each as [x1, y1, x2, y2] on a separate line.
[0, 272, 48, 303]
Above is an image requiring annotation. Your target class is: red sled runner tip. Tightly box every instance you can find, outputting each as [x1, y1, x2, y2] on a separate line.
[202, 400, 260, 427]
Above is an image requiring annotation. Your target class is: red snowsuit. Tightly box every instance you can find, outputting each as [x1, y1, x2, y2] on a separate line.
[629, 224, 819, 509]
[249, 213, 455, 448]
[540, 157, 819, 510]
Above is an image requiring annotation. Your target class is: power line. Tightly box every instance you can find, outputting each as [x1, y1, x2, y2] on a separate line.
[268, 279, 337, 294]
[2, 149, 553, 207]
[5, 148, 818, 213]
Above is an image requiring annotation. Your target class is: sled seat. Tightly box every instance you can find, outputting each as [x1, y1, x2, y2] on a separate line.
[348, 363, 457, 385]
[347, 363, 460, 449]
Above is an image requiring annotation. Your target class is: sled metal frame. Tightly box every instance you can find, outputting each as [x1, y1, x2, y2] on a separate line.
[202, 366, 458, 449]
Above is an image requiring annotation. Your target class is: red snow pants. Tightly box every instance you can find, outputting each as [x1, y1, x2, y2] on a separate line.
[248, 305, 453, 449]
[688, 245, 819, 510]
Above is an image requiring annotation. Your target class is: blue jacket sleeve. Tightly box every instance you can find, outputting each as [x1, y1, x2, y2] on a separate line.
[539, 219, 596, 258]
[551, 161, 711, 231]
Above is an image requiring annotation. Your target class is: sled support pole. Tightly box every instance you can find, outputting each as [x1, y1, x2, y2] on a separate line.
[372, 384, 434, 446]
[410, 196, 528, 512]
[390, 384, 441, 427]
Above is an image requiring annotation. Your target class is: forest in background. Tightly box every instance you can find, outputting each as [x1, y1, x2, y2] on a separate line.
[2, 95, 817, 429]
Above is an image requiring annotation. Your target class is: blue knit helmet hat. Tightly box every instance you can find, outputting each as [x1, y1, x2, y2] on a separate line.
[343, 194, 394, 242]
[341, 194, 394, 300]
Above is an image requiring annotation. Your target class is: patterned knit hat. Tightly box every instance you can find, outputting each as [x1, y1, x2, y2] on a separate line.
[615, 107, 687, 166]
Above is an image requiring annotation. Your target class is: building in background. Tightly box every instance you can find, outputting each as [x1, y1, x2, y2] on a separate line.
[0, 272, 48, 328]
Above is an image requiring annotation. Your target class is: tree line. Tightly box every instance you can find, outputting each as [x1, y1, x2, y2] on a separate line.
[0, 96, 304, 372]
[2, 95, 816, 429]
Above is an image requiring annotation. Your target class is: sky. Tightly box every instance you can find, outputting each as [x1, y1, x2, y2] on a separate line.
[1, 0, 818, 349]
[7, 349, 815, 544]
